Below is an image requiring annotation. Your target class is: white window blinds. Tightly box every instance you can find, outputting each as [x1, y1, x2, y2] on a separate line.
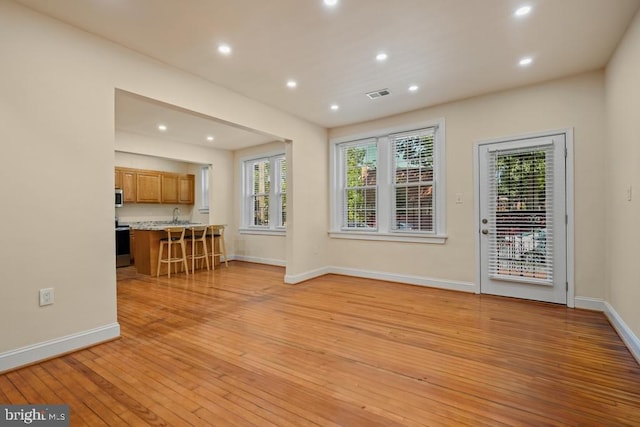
[487, 144, 554, 284]
[341, 139, 378, 229]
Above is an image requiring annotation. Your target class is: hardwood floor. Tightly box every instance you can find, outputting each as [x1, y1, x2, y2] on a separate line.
[2, 262, 640, 426]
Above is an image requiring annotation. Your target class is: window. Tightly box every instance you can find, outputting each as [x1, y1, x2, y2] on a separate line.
[199, 165, 210, 213]
[331, 120, 445, 243]
[242, 154, 286, 231]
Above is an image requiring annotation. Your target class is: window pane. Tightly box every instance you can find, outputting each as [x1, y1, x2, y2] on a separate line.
[345, 188, 376, 228]
[343, 141, 377, 229]
[394, 184, 433, 231]
[392, 130, 435, 232]
[252, 195, 269, 225]
[252, 161, 270, 195]
[280, 193, 287, 227]
[279, 158, 286, 227]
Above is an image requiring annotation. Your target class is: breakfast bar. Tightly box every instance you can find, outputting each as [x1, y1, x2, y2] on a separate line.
[128, 222, 221, 276]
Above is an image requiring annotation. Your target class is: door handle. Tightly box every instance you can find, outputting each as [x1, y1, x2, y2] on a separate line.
[482, 229, 489, 235]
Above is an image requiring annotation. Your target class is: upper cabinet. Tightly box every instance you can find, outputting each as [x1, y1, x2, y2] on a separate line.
[115, 167, 194, 205]
[121, 169, 137, 203]
[136, 171, 162, 203]
[178, 174, 195, 204]
[161, 173, 179, 204]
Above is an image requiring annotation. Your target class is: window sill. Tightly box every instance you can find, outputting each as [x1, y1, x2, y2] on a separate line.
[239, 228, 286, 236]
[328, 231, 447, 244]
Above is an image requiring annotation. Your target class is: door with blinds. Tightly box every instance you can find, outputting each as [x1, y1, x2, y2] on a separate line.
[478, 134, 567, 304]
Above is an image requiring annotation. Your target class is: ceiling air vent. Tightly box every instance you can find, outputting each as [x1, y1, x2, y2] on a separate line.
[366, 88, 391, 99]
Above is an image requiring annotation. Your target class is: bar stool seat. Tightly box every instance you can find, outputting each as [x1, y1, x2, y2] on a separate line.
[156, 227, 189, 278]
[186, 225, 209, 274]
[207, 224, 228, 269]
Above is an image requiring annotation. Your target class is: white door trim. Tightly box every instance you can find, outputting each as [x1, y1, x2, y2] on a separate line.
[473, 128, 574, 307]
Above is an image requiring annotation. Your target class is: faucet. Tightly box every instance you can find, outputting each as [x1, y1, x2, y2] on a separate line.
[172, 207, 181, 224]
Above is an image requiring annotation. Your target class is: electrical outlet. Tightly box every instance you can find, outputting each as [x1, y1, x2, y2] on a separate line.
[39, 288, 54, 306]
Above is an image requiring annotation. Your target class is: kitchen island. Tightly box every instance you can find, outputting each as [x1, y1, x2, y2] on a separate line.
[128, 222, 220, 276]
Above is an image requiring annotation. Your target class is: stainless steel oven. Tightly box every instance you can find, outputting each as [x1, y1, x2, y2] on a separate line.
[115, 226, 131, 267]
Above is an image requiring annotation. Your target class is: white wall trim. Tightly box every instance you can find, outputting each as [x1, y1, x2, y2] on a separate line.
[285, 266, 333, 284]
[233, 255, 286, 267]
[286, 265, 475, 292]
[574, 296, 605, 311]
[0, 323, 120, 374]
[604, 302, 640, 365]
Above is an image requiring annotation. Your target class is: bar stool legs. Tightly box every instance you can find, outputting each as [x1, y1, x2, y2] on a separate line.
[208, 224, 228, 269]
[187, 226, 209, 274]
[156, 227, 189, 278]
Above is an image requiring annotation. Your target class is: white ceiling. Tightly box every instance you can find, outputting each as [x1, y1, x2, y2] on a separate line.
[115, 90, 279, 150]
[16, 0, 640, 148]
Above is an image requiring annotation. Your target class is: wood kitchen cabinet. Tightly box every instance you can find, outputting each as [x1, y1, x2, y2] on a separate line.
[178, 174, 195, 204]
[161, 173, 179, 203]
[114, 169, 122, 189]
[115, 167, 137, 203]
[136, 171, 162, 203]
[114, 167, 194, 204]
[121, 169, 137, 203]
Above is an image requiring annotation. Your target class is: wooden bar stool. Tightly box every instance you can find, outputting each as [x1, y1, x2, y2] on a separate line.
[187, 225, 209, 274]
[156, 227, 189, 278]
[208, 224, 228, 269]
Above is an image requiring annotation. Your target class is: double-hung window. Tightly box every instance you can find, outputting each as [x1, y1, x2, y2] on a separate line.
[242, 154, 286, 231]
[331, 120, 445, 243]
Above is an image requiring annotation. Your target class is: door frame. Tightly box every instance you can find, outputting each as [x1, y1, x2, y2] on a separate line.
[473, 128, 575, 307]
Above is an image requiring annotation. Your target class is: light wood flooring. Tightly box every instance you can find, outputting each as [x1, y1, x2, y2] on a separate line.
[1, 262, 640, 426]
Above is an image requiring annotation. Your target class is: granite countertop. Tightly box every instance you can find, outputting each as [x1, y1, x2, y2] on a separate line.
[123, 221, 205, 231]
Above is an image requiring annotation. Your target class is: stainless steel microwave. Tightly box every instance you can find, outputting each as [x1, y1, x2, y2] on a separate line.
[115, 189, 123, 208]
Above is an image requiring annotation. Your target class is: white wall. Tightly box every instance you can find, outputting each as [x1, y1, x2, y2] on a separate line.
[0, 1, 327, 367]
[329, 72, 607, 301]
[605, 9, 640, 340]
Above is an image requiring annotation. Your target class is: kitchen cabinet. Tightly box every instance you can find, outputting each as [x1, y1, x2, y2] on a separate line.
[136, 171, 162, 203]
[121, 169, 137, 203]
[161, 173, 179, 203]
[178, 174, 195, 204]
[114, 169, 122, 189]
[114, 167, 195, 204]
[115, 167, 137, 203]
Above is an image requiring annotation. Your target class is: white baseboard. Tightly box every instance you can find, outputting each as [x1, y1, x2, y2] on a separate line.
[232, 255, 286, 267]
[574, 296, 605, 311]
[285, 265, 475, 292]
[284, 267, 332, 284]
[604, 302, 640, 365]
[0, 323, 120, 373]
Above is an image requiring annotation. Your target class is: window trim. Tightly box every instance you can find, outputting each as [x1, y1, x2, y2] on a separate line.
[240, 152, 286, 234]
[329, 118, 447, 243]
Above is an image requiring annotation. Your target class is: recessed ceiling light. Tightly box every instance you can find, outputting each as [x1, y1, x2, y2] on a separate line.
[409, 85, 419, 92]
[218, 44, 232, 55]
[330, 104, 339, 111]
[519, 56, 533, 66]
[286, 80, 297, 89]
[376, 52, 388, 62]
[515, 5, 532, 17]
[206, 135, 215, 142]
[324, 0, 338, 6]
[157, 124, 167, 131]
